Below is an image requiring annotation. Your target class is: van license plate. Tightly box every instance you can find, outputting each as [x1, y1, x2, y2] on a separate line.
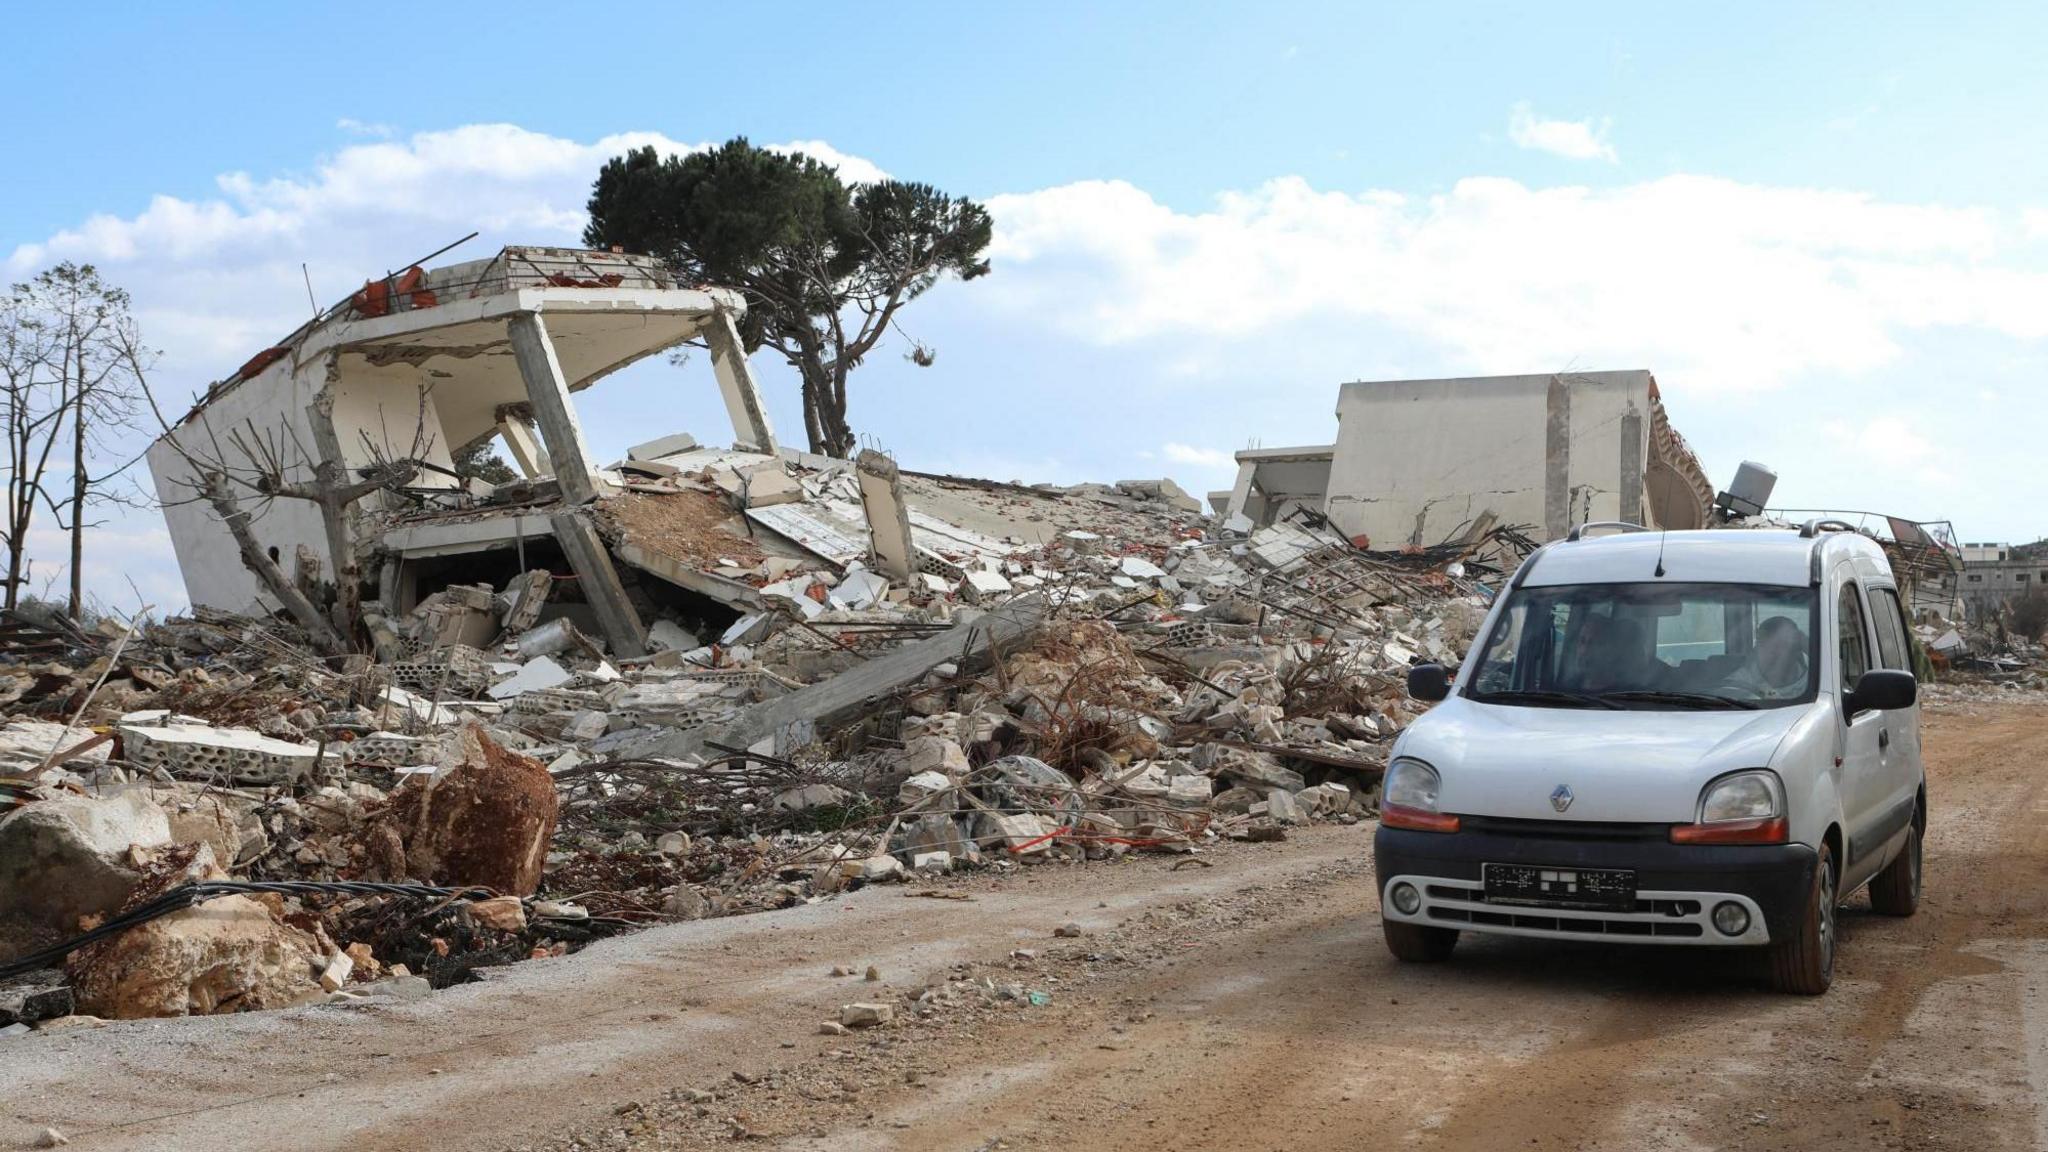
[1483, 864, 1636, 910]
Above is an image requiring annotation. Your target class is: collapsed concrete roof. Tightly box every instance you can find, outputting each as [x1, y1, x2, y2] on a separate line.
[145, 245, 781, 657]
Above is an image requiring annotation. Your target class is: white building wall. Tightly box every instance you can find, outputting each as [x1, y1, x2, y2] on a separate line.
[146, 361, 330, 614]
[1323, 371, 1654, 548]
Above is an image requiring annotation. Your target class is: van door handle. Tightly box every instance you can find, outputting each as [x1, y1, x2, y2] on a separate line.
[1879, 729, 1891, 750]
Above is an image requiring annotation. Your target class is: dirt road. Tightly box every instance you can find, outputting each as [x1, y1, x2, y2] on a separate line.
[7, 699, 2047, 1151]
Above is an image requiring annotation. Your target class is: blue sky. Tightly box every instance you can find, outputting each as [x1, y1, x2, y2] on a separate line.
[4, 1, 2041, 613]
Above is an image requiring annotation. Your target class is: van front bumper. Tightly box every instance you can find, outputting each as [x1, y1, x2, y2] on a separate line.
[1375, 821, 1818, 946]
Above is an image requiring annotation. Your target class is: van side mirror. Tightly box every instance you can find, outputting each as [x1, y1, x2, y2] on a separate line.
[1847, 668, 1916, 714]
[1407, 662, 1450, 702]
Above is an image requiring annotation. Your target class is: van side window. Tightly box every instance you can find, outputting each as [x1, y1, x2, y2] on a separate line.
[1838, 584, 1871, 693]
[1871, 588, 1909, 671]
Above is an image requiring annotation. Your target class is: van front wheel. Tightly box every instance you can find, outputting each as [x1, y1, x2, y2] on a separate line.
[1384, 919, 1458, 963]
[1768, 842, 1837, 995]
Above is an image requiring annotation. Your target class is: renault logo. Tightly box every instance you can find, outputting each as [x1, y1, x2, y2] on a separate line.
[1550, 784, 1574, 813]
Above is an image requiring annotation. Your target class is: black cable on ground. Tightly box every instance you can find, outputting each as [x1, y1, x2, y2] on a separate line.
[0, 880, 496, 983]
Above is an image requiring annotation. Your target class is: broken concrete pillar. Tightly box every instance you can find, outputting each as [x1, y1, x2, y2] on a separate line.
[507, 313, 599, 504]
[547, 509, 647, 659]
[704, 308, 777, 454]
[496, 412, 552, 480]
[856, 449, 916, 583]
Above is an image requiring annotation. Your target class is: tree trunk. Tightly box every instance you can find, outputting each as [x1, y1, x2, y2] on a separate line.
[197, 471, 350, 657]
[795, 362, 854, 457]
[68, 399, 85, 619]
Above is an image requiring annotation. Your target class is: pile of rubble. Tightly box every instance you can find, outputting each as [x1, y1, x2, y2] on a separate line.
[0, 490, 1519, 1028]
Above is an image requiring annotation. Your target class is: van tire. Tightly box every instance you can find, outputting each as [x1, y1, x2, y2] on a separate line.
[1868, 820, 1922, 917]
[1384, 919, 1458, 963]
[1768, 842, 1836, 995]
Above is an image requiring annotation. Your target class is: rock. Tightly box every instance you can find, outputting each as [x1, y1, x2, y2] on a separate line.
[857, 855, 905, 882]
[771, 783, 851, 812]
[68, 874, 322, 1018]
[34, 1126, 66, 1148]
[840, 1002, 894, 1028]
[864, 965, 880, 982]
[911, 851, 952, 873]
[896, 770, 953, 807]
[655, 831, 691, 856]
[1166, 775, 1213, 805]
[984, 812, 1056, 856]
[343, 942, 380, 979]
[898, 814, 970, 860]
[1266, 789, 1304, 825]
[0, 1022, 27, 1038]
[1209, 785, 1260, 814]
[531, 901, 588, 920]
[354, 975, 431, 1002]
[161, 795, 241, 869]
[663, 886, 709, 921]
[818, 1021, 852, 1036]
[1054, 922, 1084, 938]
[1233, 820, 1287, 843]
[0, 972, 74, 1026]
[896, 735, 970, 780]
[318, 951, 354, 993]
[561, 711, 611, 742]
[0, 791, 172, 950]
[356, 727, 558, 895]
[466, 896, 528, 933]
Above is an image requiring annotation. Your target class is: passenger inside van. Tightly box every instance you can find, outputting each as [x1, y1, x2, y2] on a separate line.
[1716, 617, 1809, 700]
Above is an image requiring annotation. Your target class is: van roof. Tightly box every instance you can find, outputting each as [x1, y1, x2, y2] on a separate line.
[1519, 528, 1885, 588]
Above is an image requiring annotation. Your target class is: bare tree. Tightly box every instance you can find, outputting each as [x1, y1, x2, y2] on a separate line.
[138, 365, 431, 657]
[0, 284, 68, 611]
[0, 264, 151, 616]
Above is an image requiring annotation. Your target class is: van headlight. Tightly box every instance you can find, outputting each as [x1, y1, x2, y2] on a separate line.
[1671, 770, 1787, 845]
[1381, 758, 1459, 833]
[1698, 771, 1783, 822]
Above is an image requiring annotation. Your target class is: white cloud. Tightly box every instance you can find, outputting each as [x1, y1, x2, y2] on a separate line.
[979, 173, 2038, 392]
[335, 117, 396, 139]
[1822, 416, 1952, 488]
[1508, 102, 1619, 162]
[5, 124, 891, 390]
[1161, 442, 1238, 470]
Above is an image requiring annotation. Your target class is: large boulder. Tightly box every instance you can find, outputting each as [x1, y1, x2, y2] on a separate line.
[67, 846, 322, 1018]
[0, 791, 171, 957]
[357, 727, 558, 895]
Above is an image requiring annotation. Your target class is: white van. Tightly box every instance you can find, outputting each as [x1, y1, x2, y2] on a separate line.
[1377, 523, 1924, 994]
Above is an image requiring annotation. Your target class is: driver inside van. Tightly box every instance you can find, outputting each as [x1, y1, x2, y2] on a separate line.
[1722, 616, 1809, 700]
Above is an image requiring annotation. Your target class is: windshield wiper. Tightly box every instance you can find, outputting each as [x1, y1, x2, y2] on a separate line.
[1471, 689, 1623, 710]
[1594, 690, 1760, 711]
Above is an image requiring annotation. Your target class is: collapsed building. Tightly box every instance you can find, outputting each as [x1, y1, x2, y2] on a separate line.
[6, 243, 1541, 1025]
[1215, 370, 1715, 546]
[146, 245, 781, 660]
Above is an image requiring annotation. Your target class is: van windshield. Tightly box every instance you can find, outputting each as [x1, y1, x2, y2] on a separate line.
[1465, 582, 1820, 710]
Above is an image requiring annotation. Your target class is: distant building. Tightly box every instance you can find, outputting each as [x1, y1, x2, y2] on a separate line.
[1956, 540, 2048, 620]
[1210, 371, 1713, 547]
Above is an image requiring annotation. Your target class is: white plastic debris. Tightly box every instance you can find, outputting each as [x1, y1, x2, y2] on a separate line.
[485, 656, 573, 700]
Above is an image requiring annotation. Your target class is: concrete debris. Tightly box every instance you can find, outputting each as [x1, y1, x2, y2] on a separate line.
[465, 896, 529, 934]
[839, 1002, 894, 1028]
[0, 386, 1550, 1022]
